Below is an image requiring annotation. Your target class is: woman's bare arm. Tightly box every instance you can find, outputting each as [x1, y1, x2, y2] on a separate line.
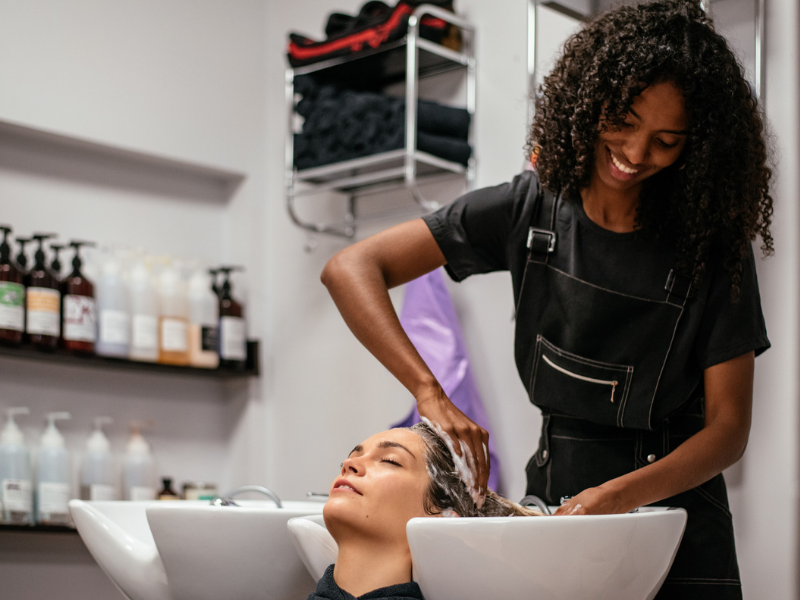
[555, 351, 754, 515]
[321, 219, 491, 500]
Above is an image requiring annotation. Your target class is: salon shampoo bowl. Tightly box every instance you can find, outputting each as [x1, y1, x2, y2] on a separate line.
[70, 499, 324, 600]
[288, 507, 687, 600]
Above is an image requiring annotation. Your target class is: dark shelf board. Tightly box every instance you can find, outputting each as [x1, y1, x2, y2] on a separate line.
[0, 523, 78, 534]
[0, 340, 260, 379]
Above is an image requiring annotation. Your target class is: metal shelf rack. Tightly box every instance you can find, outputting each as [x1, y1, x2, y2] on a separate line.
[285, 4, 476, 238]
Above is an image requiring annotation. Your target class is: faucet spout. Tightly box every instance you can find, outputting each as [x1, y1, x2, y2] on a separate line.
[211, 485, 283, 508]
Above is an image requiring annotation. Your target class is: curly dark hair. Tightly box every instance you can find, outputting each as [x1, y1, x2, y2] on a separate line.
[529, 0, 773, 296]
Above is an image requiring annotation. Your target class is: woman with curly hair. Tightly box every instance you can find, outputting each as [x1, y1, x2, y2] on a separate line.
[321, 1, 771, 597]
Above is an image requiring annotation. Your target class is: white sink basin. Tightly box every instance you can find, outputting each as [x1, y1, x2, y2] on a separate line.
[288, 507, 687, 600]
[70, 499, 324, 600]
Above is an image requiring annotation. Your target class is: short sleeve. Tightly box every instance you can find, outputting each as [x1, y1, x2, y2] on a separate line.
[694, 244, 771, 370]
[422, 171, 537, 282]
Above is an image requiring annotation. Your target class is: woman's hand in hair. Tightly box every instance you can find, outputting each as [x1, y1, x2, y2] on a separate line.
[416, 385, 490, 508]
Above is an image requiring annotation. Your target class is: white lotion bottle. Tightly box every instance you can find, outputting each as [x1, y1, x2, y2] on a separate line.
[0, 407, 32, 525]
[36, 412, 72, 526]
[157, 261, 190, 366]
[188, 267, 219, 369]
[129, 255, 159, 362]
[81, 417, 117, 501]
[96, 250, 131, 358]
[123, 423, 156, 501]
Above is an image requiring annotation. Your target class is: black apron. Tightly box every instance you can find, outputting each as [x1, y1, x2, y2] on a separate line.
[517, 186, 742, 599]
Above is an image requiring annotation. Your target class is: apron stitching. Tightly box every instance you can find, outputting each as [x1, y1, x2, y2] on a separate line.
[692, 484, 732, 516]
[540, 337, 632, 370]
[530, 261, 680, 305]
[545, 448, 553, 503]
[618, 367, 634, 427]
[646, 306, 686, 428]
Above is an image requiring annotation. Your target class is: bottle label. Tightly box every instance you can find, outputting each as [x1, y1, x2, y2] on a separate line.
[38, 481, 70, 516]
[161, 318, 188, 352]
[27, 287, 61, 336]
[130, 486, 155, 501]
[90, 483, 117, 501]
[63, 295, 97, 342]
[100, 309, 130, 345]
[220, 316, 246, 360]
[0, 281, 25, 332]
[132, 314, 158, 350]
[2, 478, 32, 513]
[201, 325, 218, 352]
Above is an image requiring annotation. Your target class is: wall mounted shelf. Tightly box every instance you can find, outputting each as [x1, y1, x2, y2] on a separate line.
[0, 341, 260, 379]
[285, 4, 475, 238]
[0, 119, 247, 202]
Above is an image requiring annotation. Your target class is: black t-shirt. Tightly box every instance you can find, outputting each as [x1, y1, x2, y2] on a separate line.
[422, 170, 770, 421]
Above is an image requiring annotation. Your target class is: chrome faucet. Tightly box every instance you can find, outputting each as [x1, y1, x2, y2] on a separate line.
[211, 485, 283, 508]
[519, 495, 552, 515]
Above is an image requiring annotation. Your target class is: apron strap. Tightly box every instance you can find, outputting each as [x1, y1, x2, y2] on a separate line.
[526, 185, 559, 256]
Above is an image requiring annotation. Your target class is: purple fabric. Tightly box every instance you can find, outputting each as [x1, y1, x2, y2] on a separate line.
[391, 269, 502, 493]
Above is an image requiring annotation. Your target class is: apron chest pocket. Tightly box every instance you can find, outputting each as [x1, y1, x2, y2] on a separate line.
[530, 335, 634, 427]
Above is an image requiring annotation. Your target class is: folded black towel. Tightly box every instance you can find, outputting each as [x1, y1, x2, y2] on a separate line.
[306, 564, 424, 600]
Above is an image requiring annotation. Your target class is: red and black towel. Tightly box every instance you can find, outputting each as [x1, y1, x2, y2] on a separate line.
[287, 0, 456, 68]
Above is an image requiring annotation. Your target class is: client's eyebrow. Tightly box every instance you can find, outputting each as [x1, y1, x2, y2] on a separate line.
[347, 441, 417, 459]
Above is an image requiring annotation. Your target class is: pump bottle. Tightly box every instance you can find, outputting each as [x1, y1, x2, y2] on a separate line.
[36, 412, 72, 526]
[129, 256, 159, 362]
[15, 237, 31, 275]
[26, 233, 61, 350]
[157, 261, 189, 366]
[0, 407, 33, 524]
[188, 267, 219, 368]
[217, 266, 247, 370]
[96, 249, 131, 358]
[123, 423, 156, 501]
[0, 226, 25, 345]
[49, 244, 65, 279]
[62, 241, 97, 353]
[81, 417, 117, 501]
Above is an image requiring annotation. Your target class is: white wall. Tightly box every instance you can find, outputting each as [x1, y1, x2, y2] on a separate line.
[0, 0, 798, 598]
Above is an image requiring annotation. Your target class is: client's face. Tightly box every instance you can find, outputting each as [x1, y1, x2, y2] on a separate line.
[323, 429, 429, 546]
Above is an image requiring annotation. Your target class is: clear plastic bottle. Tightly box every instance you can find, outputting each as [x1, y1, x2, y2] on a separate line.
[157, 260, 189, 366]
[123, 423, 156, 501]
[36, 412, 72, 526]
[96, 249, 131, 358]
[129, 255, 159, 362]
[80, 417, 117, 501]
[0, 407, 33, 524]
[188, 267, 219, 369]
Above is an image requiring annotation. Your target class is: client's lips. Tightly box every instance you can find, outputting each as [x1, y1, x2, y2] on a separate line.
[333, 479, 362, 495]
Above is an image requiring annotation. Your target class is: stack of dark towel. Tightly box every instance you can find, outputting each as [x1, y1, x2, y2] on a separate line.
[293, 75, 471, 171]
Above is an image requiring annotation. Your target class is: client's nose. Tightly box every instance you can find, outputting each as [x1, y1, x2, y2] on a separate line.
[342, 456, 360, 474]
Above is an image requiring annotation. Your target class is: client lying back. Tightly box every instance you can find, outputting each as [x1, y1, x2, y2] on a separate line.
[306, 422, 542, 600]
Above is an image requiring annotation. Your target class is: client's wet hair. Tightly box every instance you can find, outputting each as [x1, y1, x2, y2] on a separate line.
[409, 422, 543, 517]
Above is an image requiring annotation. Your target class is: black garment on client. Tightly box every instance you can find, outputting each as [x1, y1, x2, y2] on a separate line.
[306, 565, 424, 600]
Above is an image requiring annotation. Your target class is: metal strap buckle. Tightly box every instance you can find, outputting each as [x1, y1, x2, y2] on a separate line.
[664, 269, 695, 300]
[527, 228, 557, 253]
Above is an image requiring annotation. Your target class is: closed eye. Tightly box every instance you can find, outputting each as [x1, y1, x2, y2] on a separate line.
[656, 139, 678, 149]
[382, 458, 402, 466]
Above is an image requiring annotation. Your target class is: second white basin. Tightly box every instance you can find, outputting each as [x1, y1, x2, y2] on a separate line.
[70, 499, 324, 600]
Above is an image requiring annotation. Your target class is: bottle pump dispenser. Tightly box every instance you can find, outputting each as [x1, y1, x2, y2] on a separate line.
[14, 237, 31, 274]
[188, 266, 219, 369]
[49, 244, 65, 278]
[0, 226, 25, 345]
[36, 412, 72, 526]
[81, 417, 117, 501]
[0, 407, 33, 524]
[26, 233, 61, 349]
[217, 266, 247, 369]
[62, 240, 97, 353]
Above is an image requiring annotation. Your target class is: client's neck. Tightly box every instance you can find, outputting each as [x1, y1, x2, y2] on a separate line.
[333, 538, 413, 598]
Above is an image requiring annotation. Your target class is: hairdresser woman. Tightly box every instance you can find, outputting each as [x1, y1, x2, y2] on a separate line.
[321, 2, 771, 598]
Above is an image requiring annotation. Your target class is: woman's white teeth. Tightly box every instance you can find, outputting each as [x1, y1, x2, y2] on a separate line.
[611, 152, 638, 175]
[339, 484, 356, 492]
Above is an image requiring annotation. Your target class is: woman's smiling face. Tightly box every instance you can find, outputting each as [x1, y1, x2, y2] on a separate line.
[593, 80, 689, 192]
[323, 429, 430, 545]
